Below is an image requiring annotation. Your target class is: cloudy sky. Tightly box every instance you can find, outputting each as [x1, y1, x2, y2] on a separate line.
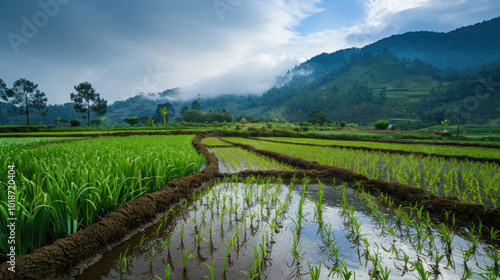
[1, 0, 499, 104]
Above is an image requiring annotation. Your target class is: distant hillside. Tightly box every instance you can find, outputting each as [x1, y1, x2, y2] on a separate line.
[2, 17, 499, 126]
[363, 17, 500, 69]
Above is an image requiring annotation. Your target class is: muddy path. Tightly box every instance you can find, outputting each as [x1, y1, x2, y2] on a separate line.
[1, 133, 499, 280]
[249, 137, 500, 165]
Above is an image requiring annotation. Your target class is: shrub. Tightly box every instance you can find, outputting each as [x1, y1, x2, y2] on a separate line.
[374, 120, 390, 130]
[124, 116, 139, 127]
[70, 118, 81, 127]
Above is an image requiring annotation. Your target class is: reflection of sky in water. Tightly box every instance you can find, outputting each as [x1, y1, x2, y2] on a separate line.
[79, 182, 499, 280]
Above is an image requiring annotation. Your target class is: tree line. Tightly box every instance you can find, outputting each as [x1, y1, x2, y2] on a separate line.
[0, 79, 107, 126]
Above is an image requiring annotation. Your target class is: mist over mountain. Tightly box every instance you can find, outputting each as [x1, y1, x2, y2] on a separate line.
[2, 17, 500, 126]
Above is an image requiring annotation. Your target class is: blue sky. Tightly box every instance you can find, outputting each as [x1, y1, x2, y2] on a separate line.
[1, 0, 499, 103]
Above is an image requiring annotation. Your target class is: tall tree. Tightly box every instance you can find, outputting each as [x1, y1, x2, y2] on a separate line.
[0, 79, 13, 126]
[70, 82, 107, 126]
[154, 103, 174, 123]
[191, 100, 201, 110]
[307, 109, 330, 126]
[181, 105, 189, 116]
[160, 107, 168, 125]
[10, 78, 48, 125]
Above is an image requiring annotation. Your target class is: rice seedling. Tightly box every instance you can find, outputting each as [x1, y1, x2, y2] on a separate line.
[154, 264, 172, 280]
[144, 247, 155, 261]
[307, 260, 321, 280]
[204, 258, 219, 280]
[118, 245, 130, 272]
[161, 232, 172, 251]
[181, 248, 194, 270]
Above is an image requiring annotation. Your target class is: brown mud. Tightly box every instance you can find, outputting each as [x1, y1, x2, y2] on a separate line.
[251, 137, 500, 165]
[1, 133, 498, 279]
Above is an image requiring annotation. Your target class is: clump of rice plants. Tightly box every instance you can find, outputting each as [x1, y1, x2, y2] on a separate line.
[0, 135, 205, 258]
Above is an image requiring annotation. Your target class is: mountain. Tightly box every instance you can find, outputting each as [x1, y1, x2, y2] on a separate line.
[363, 17, 500, 70]
[2, 17, 500, 126]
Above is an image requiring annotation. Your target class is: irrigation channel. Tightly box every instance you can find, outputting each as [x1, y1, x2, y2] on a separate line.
[1, 134, 499, 280]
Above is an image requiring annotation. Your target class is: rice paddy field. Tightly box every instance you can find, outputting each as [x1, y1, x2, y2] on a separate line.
[0, 135, 205, 258]
[225, 137, 500, 207]
[257, 137, 500, 159]
[79, 177, 500, 280]
[1, 133, 499, 280]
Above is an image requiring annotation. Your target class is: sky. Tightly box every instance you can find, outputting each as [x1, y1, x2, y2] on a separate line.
[0, 0, 499, 104]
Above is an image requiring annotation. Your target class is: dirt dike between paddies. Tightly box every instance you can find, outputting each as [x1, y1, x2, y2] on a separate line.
[249, 137, 500, 165]
[0, 134, 220, 280]
[222, 138, 500, 232]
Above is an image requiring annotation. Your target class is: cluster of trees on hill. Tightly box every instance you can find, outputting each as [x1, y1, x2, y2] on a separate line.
[0, 78, 107, 126]
[122, 100, 234, 126]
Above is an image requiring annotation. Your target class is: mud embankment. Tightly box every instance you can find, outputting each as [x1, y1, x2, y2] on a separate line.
[0, 135, 219, 280]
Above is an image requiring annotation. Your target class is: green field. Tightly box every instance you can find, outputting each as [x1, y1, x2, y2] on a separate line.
[225, 137, 500, 207]
[0, 135, 205, 257]
[259, 137, 500, 159]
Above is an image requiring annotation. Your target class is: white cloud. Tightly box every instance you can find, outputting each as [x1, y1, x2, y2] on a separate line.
[1, 0, 499, 105]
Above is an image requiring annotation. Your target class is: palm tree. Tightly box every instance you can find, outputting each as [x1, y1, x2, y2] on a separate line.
[56, 117, 62, 126]
[441, 120, 450, 131]
[99, 116, 107, 126]
[160, 107, 168, 125]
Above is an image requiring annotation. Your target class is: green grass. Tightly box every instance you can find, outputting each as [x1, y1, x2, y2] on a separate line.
[0, 128, 212, 136]
[259, 137, 500, 159]
[0, 137, 84, 150]
[225, 137, 500, 207]
[0, 135, 205, 258]
[212, 147, 296, 173]
[201, 137, 233, 146]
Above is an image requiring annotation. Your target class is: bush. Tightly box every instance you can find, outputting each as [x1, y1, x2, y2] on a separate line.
[340, 121, 346, 128]
[124, 116, 139, 127]
[70, 118, 81, 127]
[235, 124, 241, 130]
[374, 120, 390, 130]
[91, 118, 103, 126]
[266, 122, 273, 129]
[147, 116, 154, 127]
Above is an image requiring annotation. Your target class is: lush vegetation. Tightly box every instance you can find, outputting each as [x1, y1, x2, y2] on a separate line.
[0, 137, 82, 150]
[259, 137, 500, 159]
[212, 147, 296, 173]
[225, 138, 500, 207]
[200, 137, 233, 146]
[0, 135, 205, 257]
